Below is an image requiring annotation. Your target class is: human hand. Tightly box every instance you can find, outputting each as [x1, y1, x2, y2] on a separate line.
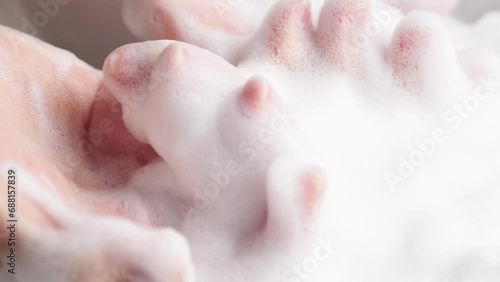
[121, 0, 461, 62]
[0, 25, 194, 282]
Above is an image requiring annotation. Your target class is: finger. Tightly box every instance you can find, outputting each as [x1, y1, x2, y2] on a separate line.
[121, 0, 272, 61]
[0, 168, 195, 282]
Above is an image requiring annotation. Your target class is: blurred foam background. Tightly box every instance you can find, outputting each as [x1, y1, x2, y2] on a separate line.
[0, 0, 499, 68]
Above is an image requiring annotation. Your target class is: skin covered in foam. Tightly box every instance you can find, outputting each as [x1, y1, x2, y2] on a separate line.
[121, 0, 460, 62]
[1, 1, 500, 282]
[0, 25, 184, 282]
[0, 24, 156, 190]
[103, 39, 328, 280]
[0, 23, 323, 282]
[0, 167, 195, 282]
[103, 1, 500, 282]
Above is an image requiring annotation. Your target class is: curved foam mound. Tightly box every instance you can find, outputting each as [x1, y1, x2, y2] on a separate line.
[99, 1, 500, 282]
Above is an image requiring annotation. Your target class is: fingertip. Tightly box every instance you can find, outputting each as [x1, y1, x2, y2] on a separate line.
[301, 166, 327, 215]
[241, 76, 272, 111]
[154, 43, 187, 75]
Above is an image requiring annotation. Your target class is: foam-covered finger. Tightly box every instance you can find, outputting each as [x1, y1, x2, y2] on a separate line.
[316, 0, 371, 70]
[2, 170, 195, 282]
[122, 0, 262, 60]
[263, 155, 327, 244]
[103, 40, 243, 155]
[390, 11, 459, 93]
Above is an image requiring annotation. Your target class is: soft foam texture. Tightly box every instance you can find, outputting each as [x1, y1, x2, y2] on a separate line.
[100, 1, 500, 281]
[1, 0, 500, 281]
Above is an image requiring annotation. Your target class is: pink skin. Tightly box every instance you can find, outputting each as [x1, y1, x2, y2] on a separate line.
[123, 0, 254, 39]
[0, 25, 156, 215]
[102, 40, 327, 281]
[122, 0, 262, 61]
[122, 0, 460, 62]
[316, 0, 372, 70]
[390, 11, 458, 93]
[0, 19, 327, 280]
[0, 26, 195, 282]
[104, 1, 500, 281]
[1, 0, 499, 281]
[261, 0, 314, 68]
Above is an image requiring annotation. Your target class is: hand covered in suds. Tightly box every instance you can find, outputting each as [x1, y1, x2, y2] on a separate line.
[0, 25, 194, 282]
